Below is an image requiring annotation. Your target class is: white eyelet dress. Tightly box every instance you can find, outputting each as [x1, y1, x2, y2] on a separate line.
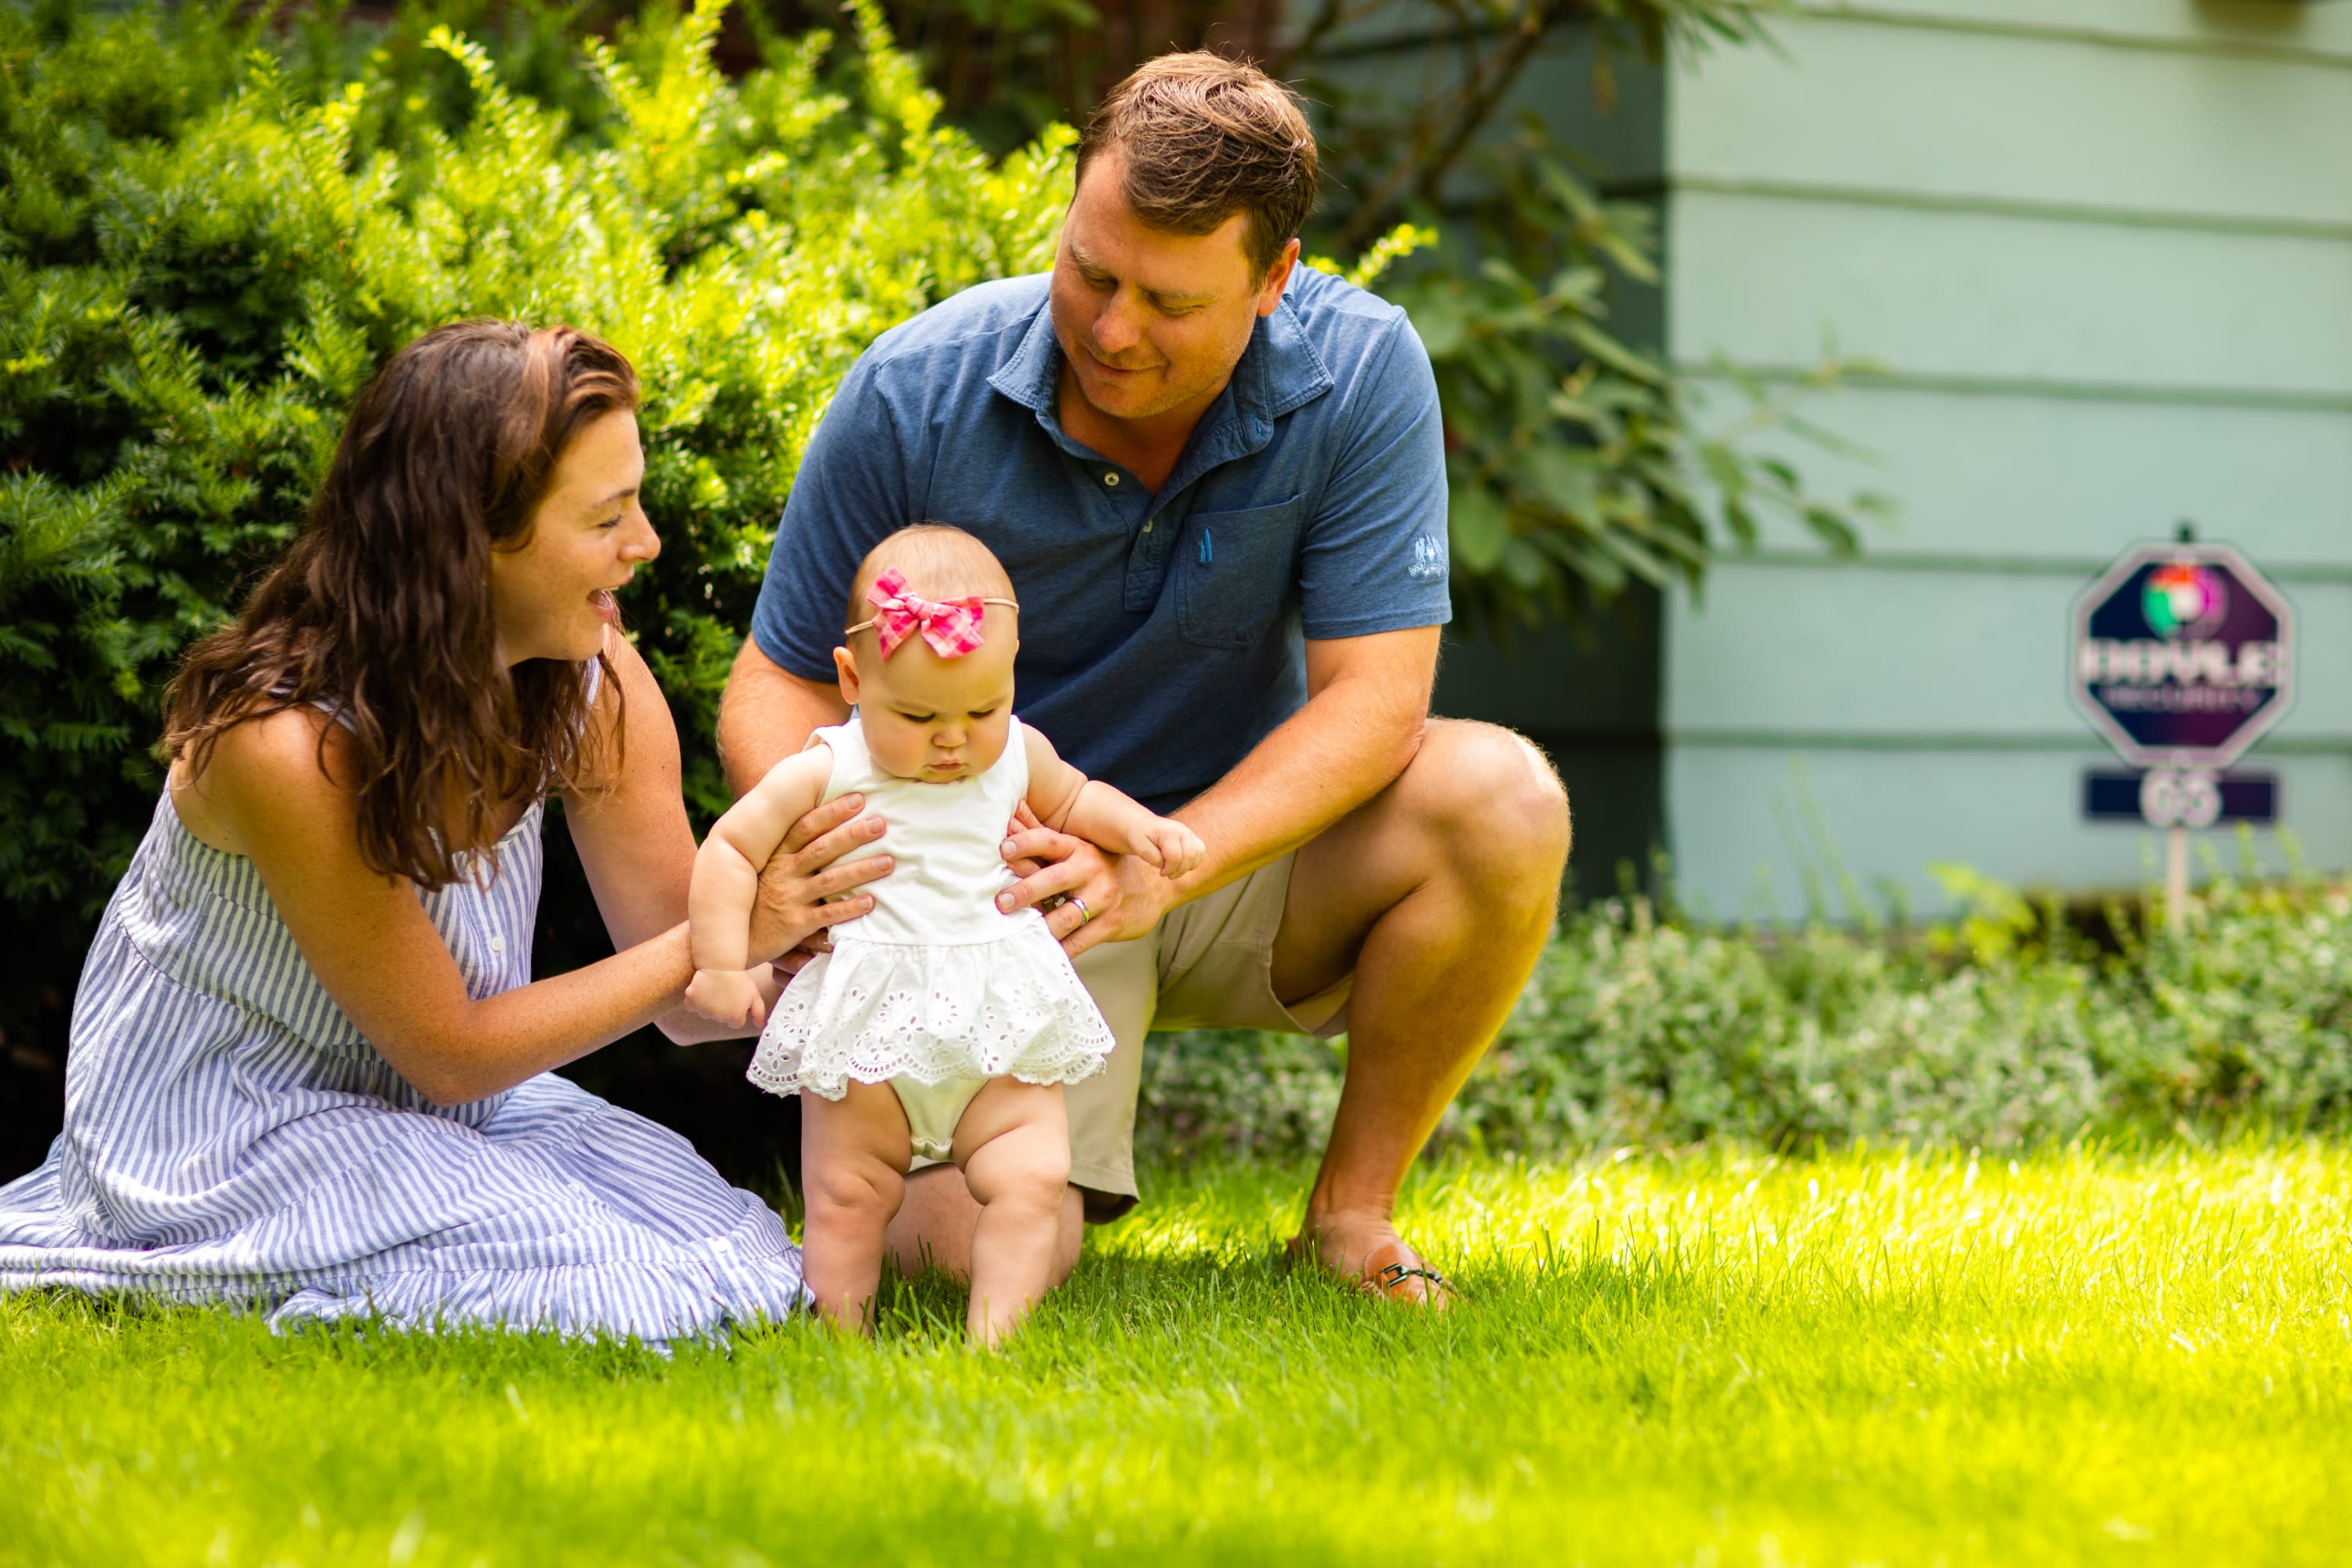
[745, 712, 1113, 1125]
[0, 791, 808, 1344]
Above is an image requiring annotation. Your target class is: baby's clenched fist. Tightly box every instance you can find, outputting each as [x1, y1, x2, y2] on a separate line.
[1134, 817, 1206, 879]
[686, 969, 767, 1030]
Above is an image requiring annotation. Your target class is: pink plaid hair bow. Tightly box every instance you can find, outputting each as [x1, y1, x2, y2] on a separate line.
[847, 567, 1020, 660]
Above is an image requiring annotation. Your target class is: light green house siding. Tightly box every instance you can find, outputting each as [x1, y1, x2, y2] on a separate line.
[1657, 0, 2352, 916]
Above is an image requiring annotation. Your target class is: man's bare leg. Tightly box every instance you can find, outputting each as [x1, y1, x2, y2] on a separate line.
[885, 1167, 1083, 1285]
[1274, 720, 1570, 1298]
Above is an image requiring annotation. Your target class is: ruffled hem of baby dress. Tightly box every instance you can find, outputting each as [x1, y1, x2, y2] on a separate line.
[746, 924, 1114, 1101]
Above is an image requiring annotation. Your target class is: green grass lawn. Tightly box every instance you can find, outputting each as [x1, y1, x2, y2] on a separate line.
[6, 1142, 2350, 1566]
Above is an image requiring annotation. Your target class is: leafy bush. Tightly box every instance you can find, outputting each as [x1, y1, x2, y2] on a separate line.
[0, 0, 1070, 924]
[0, 0, 1871, 931]
[1, 0, 1889, 1173]
[1139, 866, 2352, 1163]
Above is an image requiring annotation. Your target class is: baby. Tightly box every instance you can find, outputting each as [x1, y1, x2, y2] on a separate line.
[687, 524, 1203, 1345]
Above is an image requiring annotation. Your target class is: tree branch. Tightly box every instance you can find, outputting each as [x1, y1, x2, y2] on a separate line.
[1410, 0, 1552, 209]
[1268, 0, 1346, 77]
[1332, 0, 1561, 254]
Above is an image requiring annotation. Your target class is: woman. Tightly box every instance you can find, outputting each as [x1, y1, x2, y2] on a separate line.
[0, 321, 888, 1340]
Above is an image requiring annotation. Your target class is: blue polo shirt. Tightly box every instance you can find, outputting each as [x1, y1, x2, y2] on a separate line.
[750, 265, 1450, 813]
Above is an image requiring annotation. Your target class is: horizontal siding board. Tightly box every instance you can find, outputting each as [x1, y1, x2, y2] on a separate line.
[1671, 14, 2352, 227]
[1667, 192, 2352, 396]
[1677, 382, 2352, 562]
[1652, 0, 2352, 912]
[1663, 566, 2352, 735]
[1797, 0, 2352, 59]
[1663, 746, 2352, 918]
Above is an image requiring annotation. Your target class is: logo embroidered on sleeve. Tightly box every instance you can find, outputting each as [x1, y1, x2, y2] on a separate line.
[1406, 533, 1447, 582]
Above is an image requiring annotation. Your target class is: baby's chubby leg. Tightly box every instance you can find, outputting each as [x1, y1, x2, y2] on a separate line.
[799, 1080, 913, 1334]
[953, 1080, 1073, 1347]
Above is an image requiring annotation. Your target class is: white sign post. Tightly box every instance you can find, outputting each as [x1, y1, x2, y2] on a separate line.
[2136, 768, 2220, 934]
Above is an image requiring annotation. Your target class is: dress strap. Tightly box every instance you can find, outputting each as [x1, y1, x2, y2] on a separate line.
[307, 696, 357, 733]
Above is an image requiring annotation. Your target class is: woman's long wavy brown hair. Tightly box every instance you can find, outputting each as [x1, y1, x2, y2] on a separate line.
[165, 321, 637, 889]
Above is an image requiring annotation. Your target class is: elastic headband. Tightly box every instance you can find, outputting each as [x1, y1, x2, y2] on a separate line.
[847, 566, 1019, 660]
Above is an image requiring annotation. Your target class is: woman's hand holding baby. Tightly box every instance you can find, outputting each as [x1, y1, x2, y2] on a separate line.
[746, 790, 893, 969]
[673, 786, 887, 1045]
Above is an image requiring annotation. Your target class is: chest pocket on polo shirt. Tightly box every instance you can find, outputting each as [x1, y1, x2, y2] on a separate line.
[1174, 495, 1303, 650]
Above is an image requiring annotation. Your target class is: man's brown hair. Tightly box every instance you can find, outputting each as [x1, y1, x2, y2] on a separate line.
[1075, 51, 1317, 278]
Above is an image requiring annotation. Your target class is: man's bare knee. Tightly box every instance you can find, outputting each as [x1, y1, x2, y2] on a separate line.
[885, 1166, 976, 1278]
[1050, 1186, 1083, 1287]
[1409, 721, 1570, 880]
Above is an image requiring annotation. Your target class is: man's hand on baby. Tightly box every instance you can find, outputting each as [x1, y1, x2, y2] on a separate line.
[1130, 816, 1206, 879]
[685, 969, 768, 1030]
[999, 804, 1180, 956]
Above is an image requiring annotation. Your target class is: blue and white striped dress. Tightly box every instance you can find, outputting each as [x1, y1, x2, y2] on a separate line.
[0, 788, 808, 1341]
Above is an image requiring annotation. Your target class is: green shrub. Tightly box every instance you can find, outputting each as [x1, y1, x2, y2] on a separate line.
[1138, 869, 2352, 1163]
[0, 0, 1071, 926]
[9, 2, 2344, 1170]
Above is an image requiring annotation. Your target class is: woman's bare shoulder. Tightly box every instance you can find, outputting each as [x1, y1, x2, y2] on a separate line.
[169, 704, 352, 856]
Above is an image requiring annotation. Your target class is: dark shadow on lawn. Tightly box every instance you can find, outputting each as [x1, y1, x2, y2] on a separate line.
[851, 1227, 1729, 1358]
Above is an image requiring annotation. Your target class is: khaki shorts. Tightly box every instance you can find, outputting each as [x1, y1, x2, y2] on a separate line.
[1074, 851, 1352, 1220]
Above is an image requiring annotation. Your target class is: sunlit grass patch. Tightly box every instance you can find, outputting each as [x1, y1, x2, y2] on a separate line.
[5, 1142, 2350, 1566]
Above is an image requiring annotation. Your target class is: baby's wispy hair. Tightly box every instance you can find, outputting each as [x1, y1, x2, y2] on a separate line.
[842, 524, 1019, 644]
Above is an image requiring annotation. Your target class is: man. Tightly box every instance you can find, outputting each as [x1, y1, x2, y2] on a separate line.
[719, 52, 1570, 1303]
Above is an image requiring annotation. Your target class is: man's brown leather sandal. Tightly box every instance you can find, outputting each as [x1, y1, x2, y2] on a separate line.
[1356, 1240, 1458, 1308]
[1285, 1234, 1460, 1309]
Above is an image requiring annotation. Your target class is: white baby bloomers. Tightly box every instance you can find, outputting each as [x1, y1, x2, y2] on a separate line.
[745, 712, 1113, 1156]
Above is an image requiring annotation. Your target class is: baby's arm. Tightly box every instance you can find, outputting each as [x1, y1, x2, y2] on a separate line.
[1022, 725, 1205, 878]
[685, 745, 834, 1026]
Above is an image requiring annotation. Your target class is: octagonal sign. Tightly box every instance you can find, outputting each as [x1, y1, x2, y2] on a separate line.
[2070, 542, 2295, 770]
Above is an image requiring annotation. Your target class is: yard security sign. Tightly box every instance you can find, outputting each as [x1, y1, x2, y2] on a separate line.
[2070, 542, 2293, 771]
[2070, 537, 2293, 934]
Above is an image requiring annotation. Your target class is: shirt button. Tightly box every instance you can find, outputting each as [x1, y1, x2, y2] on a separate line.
[488, 935, 506, 954]
[1143, 517, 1155, 533]
[1103, 472, 1120, 487]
